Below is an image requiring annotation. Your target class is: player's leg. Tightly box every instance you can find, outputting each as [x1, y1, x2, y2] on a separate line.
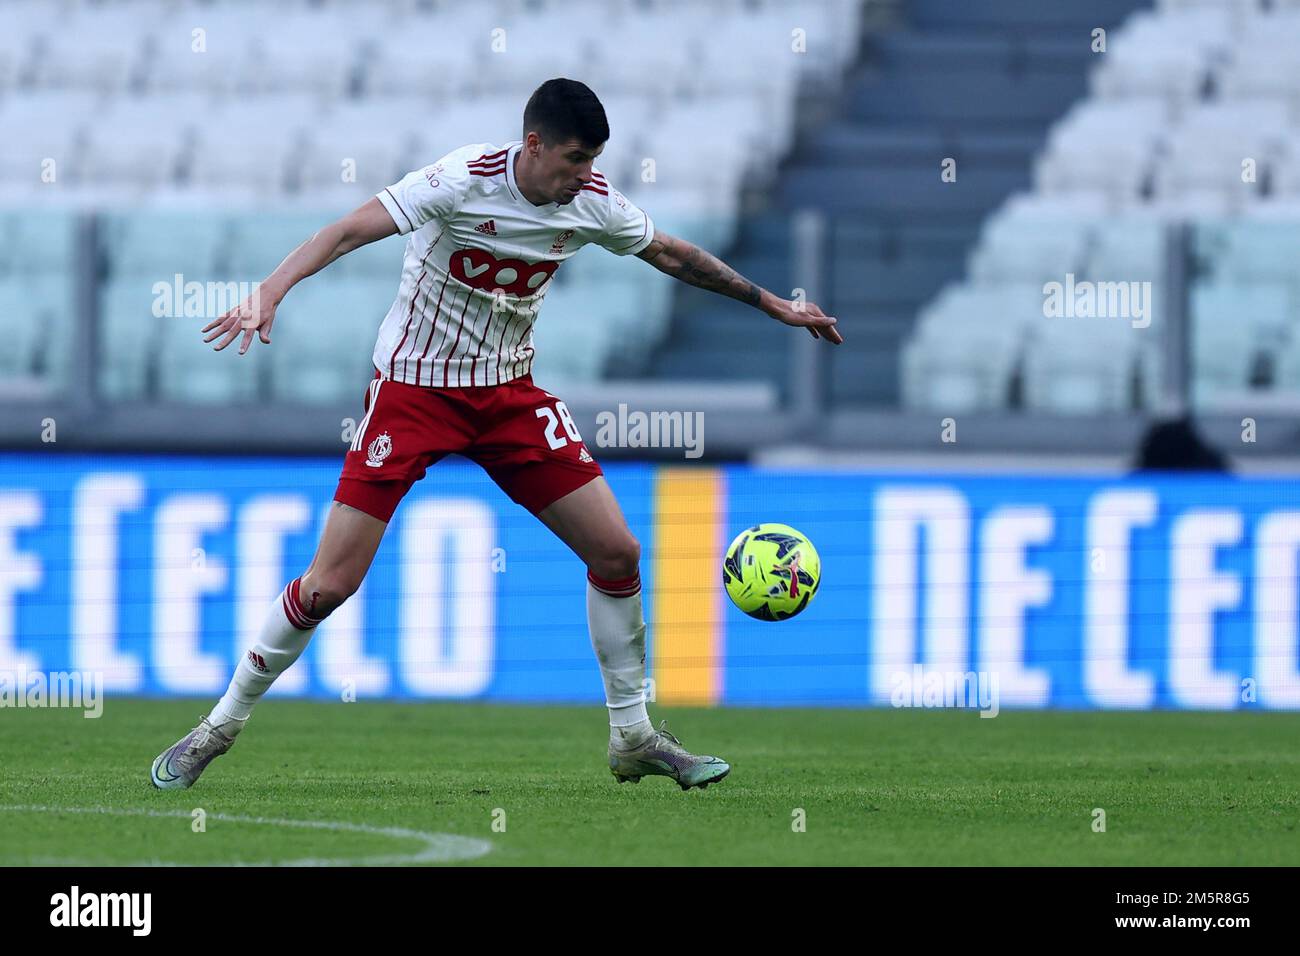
[466, 394, 655, 751]
[535, 476, 730, 790]
[535, 476, 647, 739]
[207, 498, 390, 729]
[150, 498, 393, 790]
[151, 369, 437, 789]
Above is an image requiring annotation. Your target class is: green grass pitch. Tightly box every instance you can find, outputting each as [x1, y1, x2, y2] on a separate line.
[1, 700, 1297, 865]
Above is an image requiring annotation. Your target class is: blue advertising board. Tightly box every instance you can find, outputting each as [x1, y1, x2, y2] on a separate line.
[1, 452, 1298, 710]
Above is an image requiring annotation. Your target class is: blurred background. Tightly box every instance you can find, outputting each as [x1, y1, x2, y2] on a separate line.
[3, 0, 1300, 464]
[2, 0, 1299, 710]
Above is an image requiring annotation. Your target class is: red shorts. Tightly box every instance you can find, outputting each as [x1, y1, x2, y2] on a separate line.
[334, 367, 604, 523]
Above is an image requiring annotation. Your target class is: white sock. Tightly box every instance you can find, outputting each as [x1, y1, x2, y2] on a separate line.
[587, 570, 654, 750]
[208, 576, 327, 736]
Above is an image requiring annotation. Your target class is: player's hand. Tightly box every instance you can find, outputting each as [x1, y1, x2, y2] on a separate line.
[765, 297, 843, 345]
[202, 287, 277, 355]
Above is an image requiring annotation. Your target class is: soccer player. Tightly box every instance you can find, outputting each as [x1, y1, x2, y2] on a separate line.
[150, 78, 842, 792]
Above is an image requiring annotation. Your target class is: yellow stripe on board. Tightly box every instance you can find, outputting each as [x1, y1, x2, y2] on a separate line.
[652, 468, 724, 706]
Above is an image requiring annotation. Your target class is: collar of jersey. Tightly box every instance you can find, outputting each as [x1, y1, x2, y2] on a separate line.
[504, 141, 562, 217]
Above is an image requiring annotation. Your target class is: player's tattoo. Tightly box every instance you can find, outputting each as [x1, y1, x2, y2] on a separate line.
[639, 233, 763, 307]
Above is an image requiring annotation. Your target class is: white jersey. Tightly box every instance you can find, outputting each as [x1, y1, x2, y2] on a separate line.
[372, 140, 655, 388]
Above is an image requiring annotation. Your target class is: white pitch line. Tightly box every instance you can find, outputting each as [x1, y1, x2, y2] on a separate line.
[0, 804, 492, 866]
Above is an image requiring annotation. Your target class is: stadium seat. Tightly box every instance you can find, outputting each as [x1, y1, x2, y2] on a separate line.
[560, 244, 673, 338]
[529, 281, 625, 381]
[1022, 321, 1140, 413]
[1158, 0, 1258, 11]
[1238, 10, 1300, 54]
[327, 234, 407, 282]
[900, 330, 1018, 412]
[1270, 334, 1300, 397]
[187, 95, 329, 199]
[1140, 189, 1239, 220]
[0, 277, 60, 380]
[299, 102, 420, 195]
[1199, 221, 1300, 291]
[1191, 281, 1291, 351]
[1192, 320, 1257, 405]
[967, 226, 1088, 284]
[408, 97, 527, 161]
[363, 37, 486, 100]
[1152, 102, 1289, 206]
[0, 11, 40, 95]
[1035, 99, 1169, 201]
[268, 279, 391, 403]
[652, 198, 740, 256]
[1218, 48, 1300, 109]
[1116, 7, 1237, 58]
[1085, 220, 1166, 284]
[901, 283, 1047, 411]
[1090, 44, 1207, 107]
[80, 127, 185, 199]
[0, 214, 17, 274]
[226, 212, 336, 278]
[10, 212, 78, 276]
[143, 22, 253, 96]
[102, 211, 230, 279]
[653, 97, 768, 186]
[1242, 196, 1300, 220]
[28, 29, 144, 95]
[156, 303, 264, 403]
[243, 23, 365, 100]
[98, 278, 162, 400]
[0, 91, 103, 192]
[1267, 135, 1300, 196]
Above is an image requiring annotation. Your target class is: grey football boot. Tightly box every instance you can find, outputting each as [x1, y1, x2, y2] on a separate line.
[149, 716, 238, 790]
[609, 720, 730, 791]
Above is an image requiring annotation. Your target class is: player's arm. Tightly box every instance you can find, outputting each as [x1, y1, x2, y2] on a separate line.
[635, 229, 843, 344]
[203, 197, 399, 354]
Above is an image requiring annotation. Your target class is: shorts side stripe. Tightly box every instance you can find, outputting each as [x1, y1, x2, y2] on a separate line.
[352, 379, 383, 451]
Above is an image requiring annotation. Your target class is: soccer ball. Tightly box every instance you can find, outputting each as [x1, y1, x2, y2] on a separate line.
[722, 523, 821, 621]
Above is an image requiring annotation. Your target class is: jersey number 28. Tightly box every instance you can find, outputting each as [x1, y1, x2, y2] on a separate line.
[535, 401, 583, 450]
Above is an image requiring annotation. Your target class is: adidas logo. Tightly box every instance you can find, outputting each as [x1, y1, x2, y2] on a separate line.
[578, 446, 593, 463]
[247, 650, 268, 673]
[473, 219, 497, 236]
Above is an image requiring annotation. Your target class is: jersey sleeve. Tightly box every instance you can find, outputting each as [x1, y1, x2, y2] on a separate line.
[595, 186, 655, 256]
[376, 152, 470, 235]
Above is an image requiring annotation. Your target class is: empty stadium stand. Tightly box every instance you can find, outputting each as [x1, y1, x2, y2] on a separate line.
[4, 0, 1300, 436]
[642, 0, 1150, 406]
[0, 0, 862, 403]
[900, 0, 1300, 414]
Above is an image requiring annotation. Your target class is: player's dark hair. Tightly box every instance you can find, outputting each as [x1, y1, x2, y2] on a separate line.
[523, 78, 609, 149]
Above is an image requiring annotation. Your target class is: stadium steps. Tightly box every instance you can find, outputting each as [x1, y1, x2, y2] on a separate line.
[639, 0, 1150, 407]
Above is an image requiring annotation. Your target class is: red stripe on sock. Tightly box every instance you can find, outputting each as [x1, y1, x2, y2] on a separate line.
[283, 577, 326, 630]
[281, 593, 314, 630]
[587, 570, 641, 597]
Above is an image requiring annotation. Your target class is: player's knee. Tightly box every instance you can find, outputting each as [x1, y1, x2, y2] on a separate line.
[297, 569, 360, 616]
[588, 534, 640, 582]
